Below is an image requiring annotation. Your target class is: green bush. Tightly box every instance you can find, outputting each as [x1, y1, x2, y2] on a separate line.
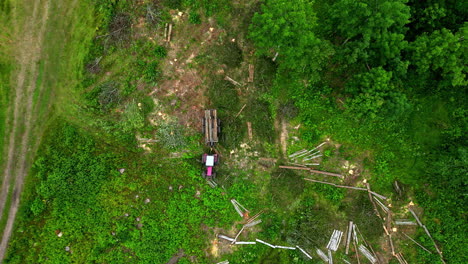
[188, 12, 201, 24]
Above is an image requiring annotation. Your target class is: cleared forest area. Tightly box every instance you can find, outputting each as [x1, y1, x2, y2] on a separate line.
[0, 0, 466, 263]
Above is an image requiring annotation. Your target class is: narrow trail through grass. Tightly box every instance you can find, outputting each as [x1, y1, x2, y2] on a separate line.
[0, 0, 51, 259]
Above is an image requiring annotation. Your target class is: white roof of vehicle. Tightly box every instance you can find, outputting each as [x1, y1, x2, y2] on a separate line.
[206, 155, 215, 166]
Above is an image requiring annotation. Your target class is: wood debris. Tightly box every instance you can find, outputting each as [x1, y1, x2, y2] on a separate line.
[303, 178, 387, 199]
[248, 64, 254, 82]
[358, 245, 377, 264]
[230, 199, 249, 218]
[345, 221, 353, 254]
[256, 239, 276, 248]
[409, 207, 445, 263]
[234, 241, 256, 245]
[224, 76, 241, 86]
[281, 166, 343, 178]
[374, 196, 390, 213]
[326, 230, 343, 251]
[218, 235, 235, 242]
[328, 249, 333, 264]
[235, 104, 246, 118]
[275, 245, 296, 250]
[272, 52, 279, 61]
[296, 246, 313, 259]
[247, 122, 253, 140]
[395, 252, 408, 264]
[402, 233, 432, 254]
[316, 248, 329, 262]
[216, 261, 229, 264]
[395, 219, 417, 226]
[232, 226, 245, 244]
[244, 219, 262, 228]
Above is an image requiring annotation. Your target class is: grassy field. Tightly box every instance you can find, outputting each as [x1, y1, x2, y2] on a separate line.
[1, 0, 465, 263]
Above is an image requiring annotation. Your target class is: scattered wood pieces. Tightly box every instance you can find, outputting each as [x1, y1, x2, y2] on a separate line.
[224, 76, 241, 86]
[358, 245, 377, 264]
[165, 23, 172, 42]
[275, 245, 296, 250]
[231, 199, 249, 218]
[395, 252, 409, 264]
[402, 233, 432, 254]
[345, 221, 353, 254]
[216, 261, 229, 264]
[374, 196, 390, 213]
[218, 235, 235, 242]
[248, 64, 254, 82]
[244, 219, 261, 228]
[289, 149, 307, 158]
[272, 52, 279, 61]
[247, 122, 253, 140]
[281, 166, 343, 178]
[232, 225, 245, 244]
[234, 241, 256, 245]
[256, 239, 276, 248]
[296, 246, 313, 259]
[316, 248, 329, 262]
[395, 219, 417, 226]
[303, 178, 387, 199]
[328, 249, 333, 264]
[409, 207, 445, 263]
[326, 230, 344, 251]
[235, 104, 247, 118]
[366, 183, 383, 219]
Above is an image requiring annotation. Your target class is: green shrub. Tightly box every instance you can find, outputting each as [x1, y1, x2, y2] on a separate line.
[188, 12, 201, 24]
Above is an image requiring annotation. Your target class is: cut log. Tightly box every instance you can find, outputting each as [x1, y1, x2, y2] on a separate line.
[167, 24, 172, 42]
[235, 241, 256, 245]
[345, 221, 353, 254]
[235, 104, 247, 118]
[256, 239, 276, 248]
[218, 235, 235, 242]
[358, 245, 377, 264]
[316, 248, 329, 262]
[224, 76, 241, 86]
[275, 245, 296, 250]
[402, 233, 432, 254]
[248, 64, 254, 82]
[296, 246, 313, 259]
[409, 207, 445, 263]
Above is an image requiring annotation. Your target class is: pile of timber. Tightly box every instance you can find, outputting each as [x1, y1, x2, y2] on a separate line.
[326, 230, 344, 251]
[288, 142, 327, 167]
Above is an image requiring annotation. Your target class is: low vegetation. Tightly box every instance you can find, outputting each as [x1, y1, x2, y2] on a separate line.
[1, 0, 466, 263]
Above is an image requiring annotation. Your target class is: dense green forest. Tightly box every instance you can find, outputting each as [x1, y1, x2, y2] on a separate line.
[1, 0, 466, 263]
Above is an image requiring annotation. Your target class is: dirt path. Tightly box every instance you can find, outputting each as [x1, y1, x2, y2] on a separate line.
[0, 0, 51, 260]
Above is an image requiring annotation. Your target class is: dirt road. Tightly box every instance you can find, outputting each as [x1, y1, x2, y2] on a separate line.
[0, 0, 50, 260]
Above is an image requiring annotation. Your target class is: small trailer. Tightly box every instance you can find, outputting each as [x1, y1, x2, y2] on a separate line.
[202, 109, 220, 147]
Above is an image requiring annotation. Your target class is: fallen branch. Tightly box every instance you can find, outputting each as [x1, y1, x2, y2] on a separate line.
[303, 178, 387, 199]
[235, 104, 247, 118]
[345, 221, 353, 254]
[409, 207, 445, 263]
[256, 239, 276, 248]
[224, 76, 241, 86]
[281, 166, 343, 178]
[296, 246, 313, 259]
[402, 233, 432, 254]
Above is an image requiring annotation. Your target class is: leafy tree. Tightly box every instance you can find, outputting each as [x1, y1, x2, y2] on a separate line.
[409, 25, 467, 90]
[249, 0, 334, 83]
[324, 0, 410, 69]
[406, 0, 467, 39]
[346, 67, 410, 119]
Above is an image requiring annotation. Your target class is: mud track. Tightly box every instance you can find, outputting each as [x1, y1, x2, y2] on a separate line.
[0, 0, 51, 260]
